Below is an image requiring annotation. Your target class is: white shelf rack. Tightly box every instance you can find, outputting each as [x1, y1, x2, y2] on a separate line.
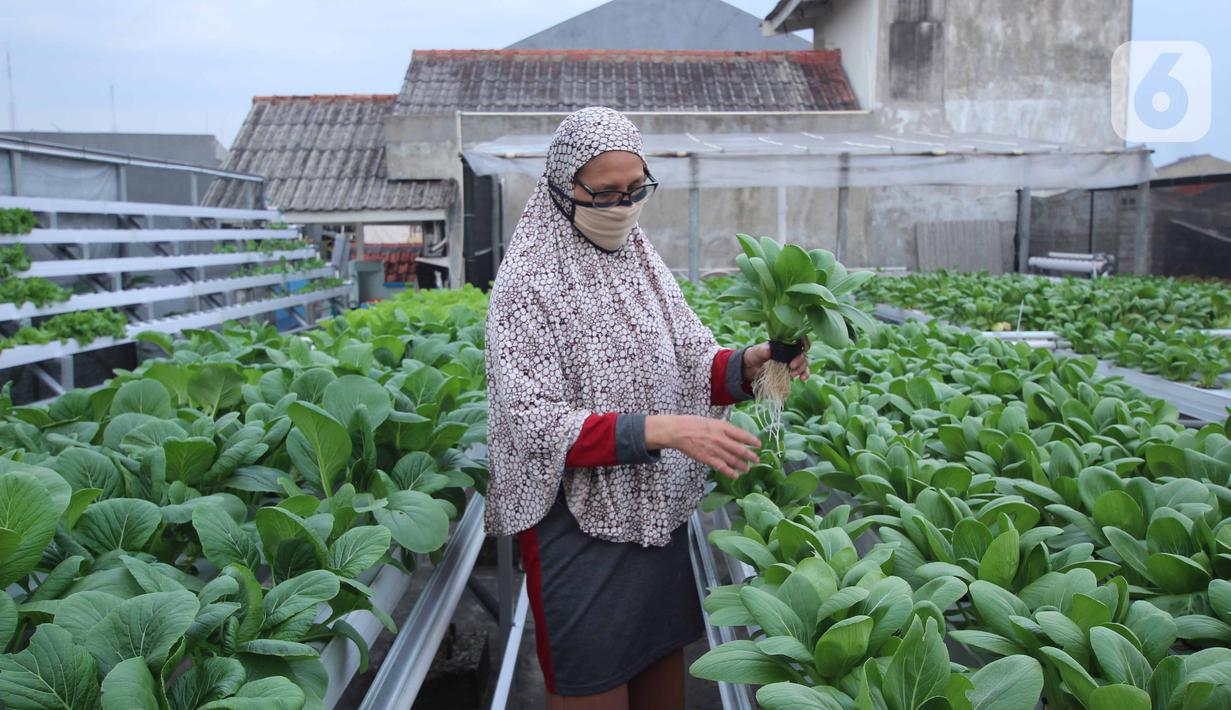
[0, 285, 351, 373]
[1, 194, 350, 401]
[18, 248, 318, 278]
[0, 194, 279, 222]
[1, 227, 299, 246]
[0, 268, 334, 321]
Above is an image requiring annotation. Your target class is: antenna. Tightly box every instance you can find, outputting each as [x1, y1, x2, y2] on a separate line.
[110, 84, 117, 132]
[5, 49, 15, 131]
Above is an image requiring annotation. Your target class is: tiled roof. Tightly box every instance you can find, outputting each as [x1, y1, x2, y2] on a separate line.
[203, 94, 453, 213]
[393, 49, 859, 114]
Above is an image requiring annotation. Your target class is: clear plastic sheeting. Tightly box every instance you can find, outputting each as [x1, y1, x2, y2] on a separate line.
[15, 153, 118, 201]
[463, 130, 1153, 189]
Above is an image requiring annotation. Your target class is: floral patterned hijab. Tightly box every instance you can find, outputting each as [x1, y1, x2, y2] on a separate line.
[484, 107, 725, 547]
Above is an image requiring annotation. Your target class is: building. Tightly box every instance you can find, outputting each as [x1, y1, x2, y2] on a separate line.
[383, 48, 864, 286]
[202, 94, 453, 282]
[509, 0, 810, 51]
[761, 0, 1133, 272]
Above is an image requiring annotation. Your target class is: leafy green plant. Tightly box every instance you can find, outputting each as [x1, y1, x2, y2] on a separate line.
[0, 276, 70, 308]
[0, 207, 38, 235]
[719, 234, 876, 405]
[0, 244, 32, 279]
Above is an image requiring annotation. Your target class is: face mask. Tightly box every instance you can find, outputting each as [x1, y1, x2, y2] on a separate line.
[572, 201, 643, 252]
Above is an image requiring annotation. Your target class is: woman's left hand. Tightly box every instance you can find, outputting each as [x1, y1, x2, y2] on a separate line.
[743, 337, 810, 383]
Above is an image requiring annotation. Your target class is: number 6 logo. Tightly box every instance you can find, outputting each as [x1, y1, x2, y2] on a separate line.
[1113, 41, 1211, 143]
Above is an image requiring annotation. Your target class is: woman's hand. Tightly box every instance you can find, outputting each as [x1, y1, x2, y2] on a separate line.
[644, 415, 760, 479]
[743, 337, 811, 383]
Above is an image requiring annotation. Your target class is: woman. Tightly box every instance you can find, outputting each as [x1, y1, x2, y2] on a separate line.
[485, 107, 810, 710]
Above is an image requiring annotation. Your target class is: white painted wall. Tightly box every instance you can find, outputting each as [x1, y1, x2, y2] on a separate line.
[813, 0, 880, 111]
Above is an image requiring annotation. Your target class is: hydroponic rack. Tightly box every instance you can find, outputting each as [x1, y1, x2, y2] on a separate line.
[0, 194, 351, 398]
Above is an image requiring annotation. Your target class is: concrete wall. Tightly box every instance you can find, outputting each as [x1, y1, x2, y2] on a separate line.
[942, 0, 1130, 147]
[801, 0, 1132, 272]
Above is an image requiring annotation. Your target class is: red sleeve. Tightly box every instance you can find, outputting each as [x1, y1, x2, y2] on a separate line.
[711, 349, 736, 406]
[564, 412, 619, 467]
[710, 349, 753, 405]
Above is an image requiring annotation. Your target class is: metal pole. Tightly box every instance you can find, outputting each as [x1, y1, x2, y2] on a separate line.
[1132, 181, 1151, 275]
[776, 185, 787, 241]
[1016, 187, 1032, 273]
[117, 165, 127, 201]
[496, 534, 514, 655]
[10, 151, 21, 195]
[688, 156, 700, 282]
[189, 172, 198, 206]
[836, 152, 850, 261]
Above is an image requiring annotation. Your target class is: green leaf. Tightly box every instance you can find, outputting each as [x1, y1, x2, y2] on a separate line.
[756, 682, 846, 710]
[773, 243, 816, 287]
[74, 497, 162, 555]
[1092, 490, 1146, 539]
[287, 401, 351, 495]
[254, 507, 329, 582]
[84, 590, 200, 675]
[54, 591, 124, 643]
[168, 657, 245, 710]
[262, 570, 340, 632]
[0, 624, 100, 710]
[977, 526, 1020, 589]
[1123, 600, 1177, 665]
[193, 504, 261, 572]
[1039, 646, 1098, 707]
[188, 364, 245, 414]
[234, 639, 319, 658]
[1145, 552, 1211, 594]
[689, 640, 794, 684]
[197, 676, 306, 710]
[164, 437, 217, 484]
[883, 618, 950, 710]
[1174, 613, 1231, 643]
[739, 585, 809, 642]
[109, 379, 173, 418]
[0, 470, 64, 587]
[52, 447, 123, 499]
[1090, 626, 1152, 689]
[372, 490, 450, 554]
[0, 594, 15, 649]
[100, 656, 159, 710]
[813, 614, 873, 678]
[1087, 683, 1152, 710]
[328, 526, 391, 578]
[322, 374, 391, 429]
[965, 655, 1044, 710]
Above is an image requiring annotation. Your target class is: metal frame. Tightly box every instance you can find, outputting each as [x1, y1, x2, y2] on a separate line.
[2, 227, 298, 245]
[0, 268, 335, 320]
[359, 496, 489, 709]
[0, 285, 351, 372]
[0, 194, 276, 221]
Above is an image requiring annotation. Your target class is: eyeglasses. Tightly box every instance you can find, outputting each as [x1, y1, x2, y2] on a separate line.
[572, 175, 659, 208]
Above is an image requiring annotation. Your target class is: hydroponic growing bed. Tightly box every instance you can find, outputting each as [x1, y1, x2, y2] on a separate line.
[5, 256, 1231, 709]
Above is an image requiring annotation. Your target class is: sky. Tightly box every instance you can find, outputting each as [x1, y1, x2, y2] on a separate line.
[0, 0, 1226, 166]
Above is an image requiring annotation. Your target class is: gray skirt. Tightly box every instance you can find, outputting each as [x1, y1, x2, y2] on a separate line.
[518, 486, 704, 696]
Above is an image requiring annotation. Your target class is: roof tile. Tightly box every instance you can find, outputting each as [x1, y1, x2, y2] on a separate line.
[393, 49, 859, 114]
[203, 94, 453, 213]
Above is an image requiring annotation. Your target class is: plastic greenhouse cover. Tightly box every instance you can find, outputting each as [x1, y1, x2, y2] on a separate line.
[463, 130, 1153, 190]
